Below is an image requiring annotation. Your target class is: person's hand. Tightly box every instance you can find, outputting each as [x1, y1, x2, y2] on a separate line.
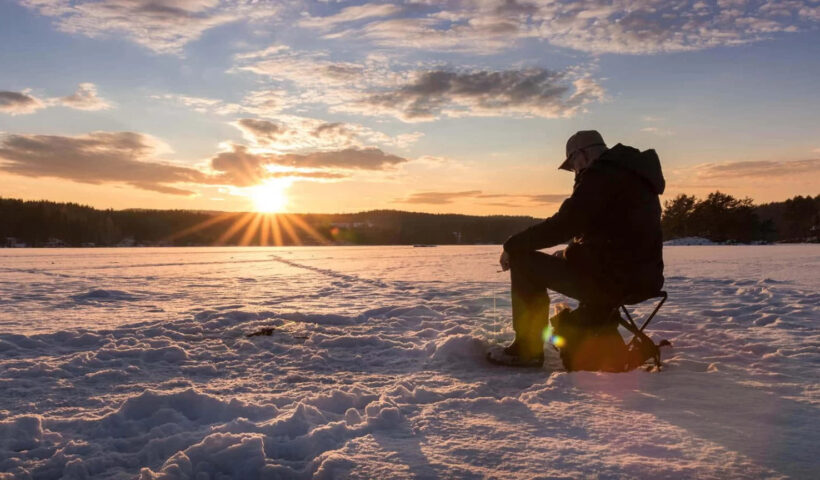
[499, 251, 510, 272]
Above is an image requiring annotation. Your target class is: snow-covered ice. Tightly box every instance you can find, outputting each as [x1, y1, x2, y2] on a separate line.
[1, 245, 818, 479]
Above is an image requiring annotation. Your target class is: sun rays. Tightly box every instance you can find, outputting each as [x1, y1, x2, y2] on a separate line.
[164, 211, 329, 247]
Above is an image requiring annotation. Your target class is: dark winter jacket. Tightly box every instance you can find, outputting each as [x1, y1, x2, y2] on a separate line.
[503, 143, 665, 302]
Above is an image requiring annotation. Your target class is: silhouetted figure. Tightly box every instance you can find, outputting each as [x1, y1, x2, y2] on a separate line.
[490, 131, 665, 369]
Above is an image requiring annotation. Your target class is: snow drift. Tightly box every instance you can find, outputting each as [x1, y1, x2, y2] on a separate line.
[0, 245, 818, 478]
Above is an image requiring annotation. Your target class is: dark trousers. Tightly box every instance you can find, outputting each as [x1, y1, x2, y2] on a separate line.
[509, 250, 616, 356]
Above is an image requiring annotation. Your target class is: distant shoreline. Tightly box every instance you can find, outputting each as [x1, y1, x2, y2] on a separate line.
[2, 242, 818, 249]
[3, 194, 817, 247]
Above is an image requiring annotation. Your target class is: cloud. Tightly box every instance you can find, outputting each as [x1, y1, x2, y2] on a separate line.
[1, 84, 112, 115]
[298, 3, 403, 29]
[0, 90, 45, 115]
[274, 147, 407, 170]
[23, 1, 820, 56]
[236, 46, 366, 87]
[0, 131, 205, 194]
[206, 143, 405, 187]
[233, 46, 404, 110]
[236, 46, 605, 121]
[21, 0, 278, 55]
[313, 0, 819, 55]
[208, 145, 352, 185]
[208, 144, 269, 187]
[58, 82, 111, 110]
[232, 117, 358, 150]
[397, 190, 568, 205]
[235, 118, 289, 142]
[231, 115, 422, 151]
[153, 89, 289, 116]
[345, 68, 605, 122]
[241, 89, 289, 115]
[0, 129, 403, 194]
[641, 126, 674, 136]
[401, 190, 483, 205]
[152, 93, 242, 115]
[340, 12, 527, 55]
[692, 159, 820, 180]
[519, 194, 568, 205]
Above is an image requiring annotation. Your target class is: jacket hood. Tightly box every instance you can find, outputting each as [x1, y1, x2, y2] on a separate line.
[597, 143, 666, 194]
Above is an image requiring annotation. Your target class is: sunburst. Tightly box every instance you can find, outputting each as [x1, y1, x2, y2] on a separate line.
[249, 179, 290, 213]
[164, 211, 329, 247]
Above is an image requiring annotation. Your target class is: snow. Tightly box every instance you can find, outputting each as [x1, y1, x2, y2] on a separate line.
[0, 245, 818, 479]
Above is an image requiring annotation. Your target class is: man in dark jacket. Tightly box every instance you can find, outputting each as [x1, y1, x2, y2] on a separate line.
[490, 130, 665, 368]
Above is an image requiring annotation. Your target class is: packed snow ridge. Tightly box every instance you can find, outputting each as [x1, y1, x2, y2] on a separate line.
[0, 246, 818, 479]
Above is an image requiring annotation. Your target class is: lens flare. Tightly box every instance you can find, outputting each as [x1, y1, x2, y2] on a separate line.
[543, 324, 566, 348]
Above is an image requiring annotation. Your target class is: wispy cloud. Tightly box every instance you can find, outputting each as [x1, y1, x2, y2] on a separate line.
[0, 131, 203, 194]
[667, 157, 820, 193]
[298, 3, 403, 29]
[152, 93, 243, 115]
[400, 190, 483, 205]
[235, 46, 373, 97]
[232, 115, 423, 151]
[0, 90, 45, 115]
[1, 84, 112, 115]
[207, 144, 406, 186]
[641, 126, 674, 137]
[0, 130, 408, 194]
[21, 0, 278, 55]
[326, 9, 531, 55]
[692, 158, 820, 180]
[21, 1, 820, 57]
[233, 118, 358, 151]
[274, 147, 407, 170]
[153, 88, 289, 116]
[236, 46, 605, 122]
[58, 83, 112, 111]
[397, 190, 568, 206]
[311, 0, 820, 55]
[345, 68, 605, 122]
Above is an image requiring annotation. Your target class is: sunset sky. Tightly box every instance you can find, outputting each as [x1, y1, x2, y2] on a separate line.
[1, 0, 819, 216]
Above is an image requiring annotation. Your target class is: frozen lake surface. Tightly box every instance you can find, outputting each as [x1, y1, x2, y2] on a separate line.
[1, 245, 818, 479]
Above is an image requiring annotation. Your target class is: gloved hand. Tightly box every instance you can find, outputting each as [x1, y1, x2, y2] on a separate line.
[499, 251, 510, 272]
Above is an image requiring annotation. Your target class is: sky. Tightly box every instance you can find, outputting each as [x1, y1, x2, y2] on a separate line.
[1, 0, 819, 216]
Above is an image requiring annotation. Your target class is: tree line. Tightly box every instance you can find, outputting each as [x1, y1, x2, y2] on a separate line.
[661, 192, 819, 243]
[0, 198, 537, 247]
[1, 192, 817, 247]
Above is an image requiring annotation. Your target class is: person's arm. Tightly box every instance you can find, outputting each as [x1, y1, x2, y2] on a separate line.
[503, 168, 608, 252]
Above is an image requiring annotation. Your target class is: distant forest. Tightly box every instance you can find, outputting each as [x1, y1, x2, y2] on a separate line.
[1, 192, 818, 247]
[661, 192, 819, 243]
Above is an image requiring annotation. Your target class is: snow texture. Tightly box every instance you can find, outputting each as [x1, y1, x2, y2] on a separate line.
[0, 245, 818, 479]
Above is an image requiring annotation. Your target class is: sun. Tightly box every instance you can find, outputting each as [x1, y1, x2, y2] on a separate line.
[249, 179, 290, 213]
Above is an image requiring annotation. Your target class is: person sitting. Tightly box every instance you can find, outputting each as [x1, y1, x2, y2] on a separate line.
[490, 130, 665, 369]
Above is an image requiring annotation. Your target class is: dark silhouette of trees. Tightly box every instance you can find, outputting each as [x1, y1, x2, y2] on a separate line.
[2, 192, 818, 247]
[0, 198, 538, 247]
[689, 192, 759, 243]
[662, 192, 819, 243]
[661, 194, 697, 239]
[783, 195, 819, 240]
